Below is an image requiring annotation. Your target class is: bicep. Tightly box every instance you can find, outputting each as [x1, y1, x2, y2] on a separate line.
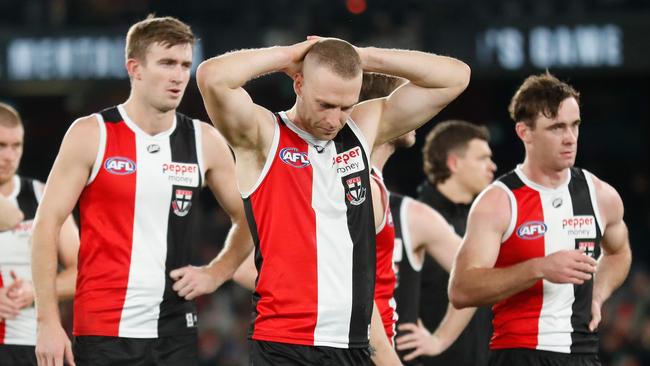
[199, 79, 272, 151]
[38, 120, 96, 226]
[454, 190, 510, 271]
[203, 130, 246, 221]
[376, 82, 462, 144]
[410, 202, 461, 272]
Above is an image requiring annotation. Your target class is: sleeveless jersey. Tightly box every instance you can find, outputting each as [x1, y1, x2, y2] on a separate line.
[490, 165, 603, 354]
[75, 105, 205, 338]
[370, 169, 397, 344]
[0, 176, 42, 345]
[244, 111, 376, 348]
[391, 193, 423, 334]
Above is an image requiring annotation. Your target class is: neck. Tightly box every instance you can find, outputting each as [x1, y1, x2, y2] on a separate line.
[436, 176, 474, 204]
[0, 176, 15, 197]
[122, 96, 175, 135]
[519, 158, 569, 189]
[371, 143, 395, 173]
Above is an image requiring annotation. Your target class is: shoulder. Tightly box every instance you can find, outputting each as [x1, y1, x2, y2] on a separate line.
[588, 171, 624, 223]
[198, 121, 235, 166]
[468, 185, 512, 231]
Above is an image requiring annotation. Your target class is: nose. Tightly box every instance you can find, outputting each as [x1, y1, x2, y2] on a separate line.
[489, 160, 497, 173]
[564, 126, 578, 144]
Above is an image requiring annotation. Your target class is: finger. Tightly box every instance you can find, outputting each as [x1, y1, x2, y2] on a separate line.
[574, 262, 597, 274]
[395, 333, 417, 345]
[55, 352, 63, 366]
[169, 267, 187, 280]
[403, 348, 423, 361]
[185, 289, 202, 301]
[65, 341, 76, 366]
[172, 276, 191, 292]
[395, 339, 419, 350]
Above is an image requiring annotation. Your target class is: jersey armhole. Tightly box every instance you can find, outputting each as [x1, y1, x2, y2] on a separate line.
[401, 197, 423, 271]
[241, 112, 280, 199]
[192, 119, 206, 186]
[346, 118, 372, 158]
[86, 114, 107, 185]
[32, 180, 45, 204]
[490, 182, 517, 243]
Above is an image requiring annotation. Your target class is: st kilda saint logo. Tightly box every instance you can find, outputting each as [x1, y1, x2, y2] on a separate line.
[172, 189, 193, 217]
[345, 176, 367, 206]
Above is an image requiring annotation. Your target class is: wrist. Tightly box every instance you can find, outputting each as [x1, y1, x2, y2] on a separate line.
[529, 257, 545, 280]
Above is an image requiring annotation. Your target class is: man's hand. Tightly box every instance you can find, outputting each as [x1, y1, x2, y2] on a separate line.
[589, 299, 602, 332]
[0, 286, 20, 321]
[395, 320, 444, 361]
[539, 249, 597, 284]
[170, 265, 223, 300]
[282, 38, 319, 79]
[7, 271, 35, 309]
[35, 320, 75, 366]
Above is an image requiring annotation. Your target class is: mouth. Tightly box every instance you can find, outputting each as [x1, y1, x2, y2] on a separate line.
[167, 88, 182, 97]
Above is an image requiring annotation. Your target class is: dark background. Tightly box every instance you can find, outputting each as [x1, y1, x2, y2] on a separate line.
[1, 1, 648, 365]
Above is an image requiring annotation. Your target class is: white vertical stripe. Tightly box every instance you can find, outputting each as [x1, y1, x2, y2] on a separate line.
[192, 119, 206, 183]
[312, 142, 354, 347]
[87, 114, 106, 185]
[119, 135, 171, 338]
[399, 197, 423, 271]
[536, 187, 574, 353]
[491, 182, 518, 243]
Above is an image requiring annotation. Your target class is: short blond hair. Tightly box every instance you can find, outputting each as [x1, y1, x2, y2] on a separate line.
[125, 14, 195, 62]
[0, 102, 22, 128]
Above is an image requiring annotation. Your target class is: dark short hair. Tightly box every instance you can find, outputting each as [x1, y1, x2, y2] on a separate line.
[423, 120, 490, 185]
[508, 72, 580, 128]
[359, 73, 406, 102]
[126, 14, 195, 62]
[0, 102, 22, 128]
[304, 38, 361, 79]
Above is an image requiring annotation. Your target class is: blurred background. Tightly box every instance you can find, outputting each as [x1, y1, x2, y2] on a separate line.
[1, 0, 648, 365]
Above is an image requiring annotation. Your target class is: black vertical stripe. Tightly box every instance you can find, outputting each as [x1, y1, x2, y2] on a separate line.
[568, 168, 602, 354]
[335, 125, 375, 347]
[158, 114, 201, 336]
[242, 197, 263, 339]
[391, 193, 421, 328]
[15, 177, 39, 220]
[498, 170, 526, 191]
[99, 106, 122, 124]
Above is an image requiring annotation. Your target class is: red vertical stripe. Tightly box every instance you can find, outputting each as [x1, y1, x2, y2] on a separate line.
[371, 173, 397, 343]
[491, 186, 545, 350]
[74, 121, 137, 336]
[0, 273, 5, 343]
[250, 125, 319, 345]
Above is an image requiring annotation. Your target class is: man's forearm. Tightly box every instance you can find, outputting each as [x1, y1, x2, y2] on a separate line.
[359, 47, 470, 89]
[198, 46, 290, 90]
[431, 304, 476, 351]
[206, 221, 254, 285]
[593, 248, 632, 305]
[54, 267, 77, 301]
[369, 302, 402, 366]
[450, 258, 542, 308]
[31, 221, 63, 322]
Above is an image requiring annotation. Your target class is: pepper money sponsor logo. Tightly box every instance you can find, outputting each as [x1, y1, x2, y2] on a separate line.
[162, 162, 200, 187]
[333, 146, 365, 177]
[562, 215, 597, 239]
[104, 157, 136, 175]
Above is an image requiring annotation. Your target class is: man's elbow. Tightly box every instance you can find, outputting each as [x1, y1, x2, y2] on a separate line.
[448, 276, 474, 309]
[196, 60, 223, 91]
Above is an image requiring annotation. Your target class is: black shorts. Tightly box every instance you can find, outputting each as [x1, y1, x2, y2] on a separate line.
[73, 333, 197, 366]
[0, 344, 37, 366]
[489, 348, 600, 366]
[250, 340, 372, 366]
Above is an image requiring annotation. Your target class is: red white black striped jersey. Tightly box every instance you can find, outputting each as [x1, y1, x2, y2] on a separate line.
[75, 105, 205, 338]
[370, 169, 397, 344]
[490, 165, 603, 354]
[0, 176, 42, 346]
[244, 111, 376, 349]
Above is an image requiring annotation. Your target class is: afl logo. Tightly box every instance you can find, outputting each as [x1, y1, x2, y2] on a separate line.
[279, 147, 310, 168]
[517, 221, 547, 240]
[104, 157, 136, 175]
